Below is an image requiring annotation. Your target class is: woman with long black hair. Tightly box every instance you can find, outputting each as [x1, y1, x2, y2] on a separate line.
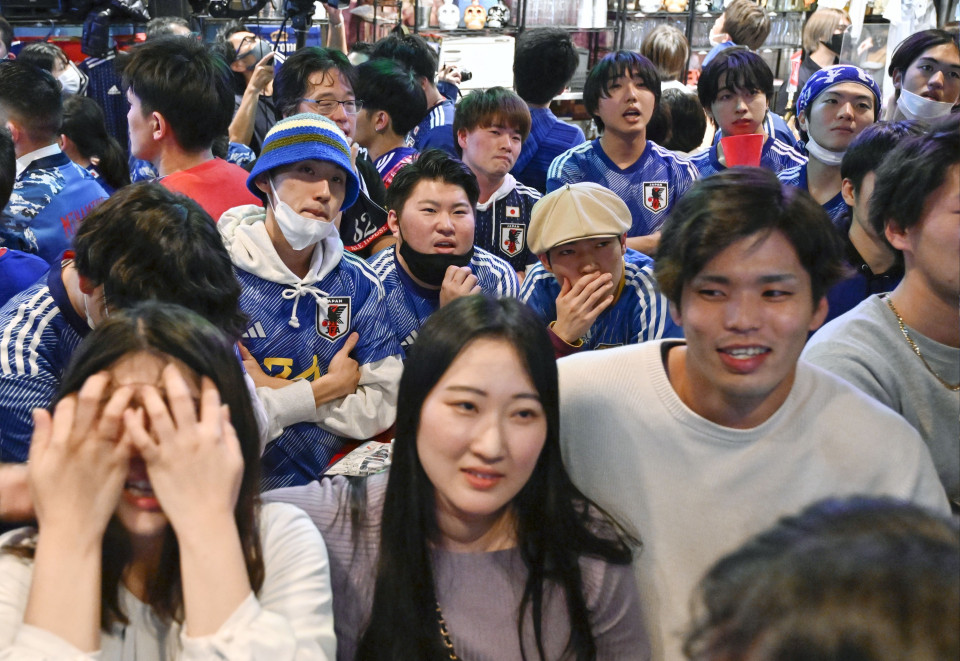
[267, 295, 648, 660]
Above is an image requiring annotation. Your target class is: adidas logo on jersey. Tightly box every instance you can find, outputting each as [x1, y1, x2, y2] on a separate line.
[241, 321, 267, 339]
[107, 84, 122, 95]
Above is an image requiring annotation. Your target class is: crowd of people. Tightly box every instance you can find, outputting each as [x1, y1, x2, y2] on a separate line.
[0, 9, 957, 660]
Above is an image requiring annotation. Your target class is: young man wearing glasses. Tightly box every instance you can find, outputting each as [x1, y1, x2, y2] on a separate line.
[274, 46, 395, 256]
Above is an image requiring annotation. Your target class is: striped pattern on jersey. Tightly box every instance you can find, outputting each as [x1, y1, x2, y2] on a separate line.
[547, 139, 699, 237]
[236, 252, 401, 489]
[406, 99, 457, 157]
[0, 277, 85, 462]
[778, 163, 850, 228]
[369, 245, 520, 355]
[374, 146, 418, 188]
[691, 136, 807, 178]
[519, 248, 683, 349]
[474, 180, 541, 272]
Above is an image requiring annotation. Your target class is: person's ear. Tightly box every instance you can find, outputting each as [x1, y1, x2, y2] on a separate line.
[619, 233, 627, 255]
[669, 299, 682, 326]
[77, 273, 96, 295]
[456, 128, 469, 151]
[891, 68, 903, 90]
[884, 220, 911, 252]
[538, 252, 553, 273]
[151, 111, 167, 141]
[797, 110, 809, 133]
[387, 208, 400, 237]
[375, 110, 390, 134]
[809, 296, 829, 333]
[253, 173, 271, 197]
[840, 177, 856, 207]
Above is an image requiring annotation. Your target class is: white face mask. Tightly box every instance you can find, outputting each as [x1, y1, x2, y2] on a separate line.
[804, 134, 844, 166]
[58, 62, 86, 96]
[897, 87, 955, 120]
[268, 178, 338, 251]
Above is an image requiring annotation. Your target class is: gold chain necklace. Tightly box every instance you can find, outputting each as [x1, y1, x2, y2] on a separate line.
[884, 295, 960, 391]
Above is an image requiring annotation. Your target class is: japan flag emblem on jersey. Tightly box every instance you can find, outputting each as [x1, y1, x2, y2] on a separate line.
[500, 223, 526, 257]
[317, 296, 352, 341]
[643, 182, 668, 213]
[506, 206, 520, 218]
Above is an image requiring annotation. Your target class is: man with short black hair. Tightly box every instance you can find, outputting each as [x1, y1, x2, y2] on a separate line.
[804, 118, 960, 505]
[511, 28, 586, 194]
[371, 34, 458, 158]
[0, 182, 246, 463]
[122, 36, 261, 220]
[557, 167, 949, 661]
[369, 149, 519, 354]
[0, 61, 107, 264]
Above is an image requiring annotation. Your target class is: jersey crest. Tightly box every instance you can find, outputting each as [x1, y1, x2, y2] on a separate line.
[317, 296, 352, 341]
[500, 223, 526, 258]
[643, 182, 668, 213]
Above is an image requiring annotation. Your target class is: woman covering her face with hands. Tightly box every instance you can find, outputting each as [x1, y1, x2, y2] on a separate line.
[0, 302, 335, 660]
[266, 295, 648, 660]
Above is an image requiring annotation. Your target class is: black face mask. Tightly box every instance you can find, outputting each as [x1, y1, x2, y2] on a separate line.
[821, 33, 844, 55]
[398, 236, 474, 287]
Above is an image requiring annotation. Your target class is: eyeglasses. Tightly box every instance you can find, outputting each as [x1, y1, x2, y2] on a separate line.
[301, 97, 363, 115]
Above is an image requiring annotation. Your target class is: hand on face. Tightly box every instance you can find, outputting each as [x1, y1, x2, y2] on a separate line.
[28, 374, 135, 540]
[123, 366, 243, 536]
[439, 265, 481, 307]
[552, 272, 615, 344]
[248, 51, 275, 94]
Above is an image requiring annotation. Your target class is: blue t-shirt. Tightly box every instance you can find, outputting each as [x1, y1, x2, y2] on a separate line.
[691, 135, 807, 178]
[0, 259, 89, 462]
[0, 248, 49, 309]
[406, 99, 457, 158]
[236, 252, 401, 489]
[368, 245, 519, 355]
[778, 163, 850, 228]
[547, 139, 698, 237]
[474, 176, 541, 272]
[520, 248, 682, 349]
[512, 107, 586, 194]
[1, 152, 108, 264]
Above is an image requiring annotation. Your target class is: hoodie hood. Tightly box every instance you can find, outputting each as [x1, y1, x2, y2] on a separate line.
[218, 204, 345, 328]
[475, 174, 517, 212]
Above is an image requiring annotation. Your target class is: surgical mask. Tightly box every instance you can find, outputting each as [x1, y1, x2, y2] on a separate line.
[58, 62, 86, 96]
[398, 235, 475, 287]
[269, 178, 338, 251]
[237, 38, 272, 71]
[897, 87, 955, 120]
[804, 134, 844, 166]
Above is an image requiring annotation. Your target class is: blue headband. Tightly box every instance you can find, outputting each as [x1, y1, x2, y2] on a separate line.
[796, 65, 882, 119]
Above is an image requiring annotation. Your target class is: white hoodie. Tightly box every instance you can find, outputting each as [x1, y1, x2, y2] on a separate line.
[219, 205, 402, 447]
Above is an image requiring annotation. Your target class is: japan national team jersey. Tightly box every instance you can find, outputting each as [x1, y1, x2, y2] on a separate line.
[778, 163, 850, 228]
[0, 260, 88, 462]
[473, 175, 541, 272]
[520, 248, 682, 349]
[547, 139, 698, 237]
[691, 135, 807, 178]
[374, 146, 418, 188]
[236, 252, 401, 489]
[406, 99, 457, 158]
[369, 245, 519, 355]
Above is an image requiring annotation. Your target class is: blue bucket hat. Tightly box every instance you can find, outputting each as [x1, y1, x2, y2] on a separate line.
[796, 65, 882, 120]
[247, 113, 360, 210]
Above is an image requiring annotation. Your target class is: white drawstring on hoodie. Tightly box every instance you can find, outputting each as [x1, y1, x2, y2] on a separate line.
[282, 283, 328, 328]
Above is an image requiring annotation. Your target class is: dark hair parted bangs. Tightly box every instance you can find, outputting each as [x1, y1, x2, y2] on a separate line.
[356, 57, 427, 137]
[888, 28, 959, 80]
[452, 86, 531, 157]
[840, 120, 927, 194]
[584, 51, 661, 133]
[655, 167, 845, 306]
[355, 295, 635, 661]
[869, 114, 960, 240]
[370, 33, 439, 82]
[121, 36, 235, 152]
[55, 301, 264, 632]
[274, 47, 358, 120]
[386, 148, 480, 212]
[697, 47, 774, 110]
[73, 182, 246, 341]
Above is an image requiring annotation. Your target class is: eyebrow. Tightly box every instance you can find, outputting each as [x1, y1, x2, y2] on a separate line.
[693, 274, 800, 285]
[416, 198, 471, 208]
[916, 56, 960, 70]
[821, 91, 874, 102]
[445, 385, 541, 401]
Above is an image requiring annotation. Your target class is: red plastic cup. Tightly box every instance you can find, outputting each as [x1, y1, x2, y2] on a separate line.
[720, 134, 764, 167]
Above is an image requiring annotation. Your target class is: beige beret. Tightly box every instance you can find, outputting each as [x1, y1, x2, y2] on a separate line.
[528, 182, 632, 254]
